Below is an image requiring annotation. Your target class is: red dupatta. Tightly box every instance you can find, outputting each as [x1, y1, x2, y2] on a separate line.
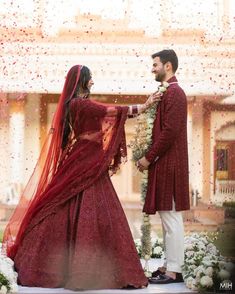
[3, 65, 128, 259]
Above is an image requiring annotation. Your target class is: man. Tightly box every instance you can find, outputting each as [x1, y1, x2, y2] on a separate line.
[137, 49, 190, 284]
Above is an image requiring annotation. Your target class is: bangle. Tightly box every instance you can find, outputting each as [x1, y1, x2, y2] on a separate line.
[128, 105, 138, 115]
[131, 104, 146, 114]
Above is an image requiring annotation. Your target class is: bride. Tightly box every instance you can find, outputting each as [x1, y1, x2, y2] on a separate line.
[2, 65, 160, 290]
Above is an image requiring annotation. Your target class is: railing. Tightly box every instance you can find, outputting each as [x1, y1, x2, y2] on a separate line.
[218, 180, 235, 195]
[215, 180, 235, 202]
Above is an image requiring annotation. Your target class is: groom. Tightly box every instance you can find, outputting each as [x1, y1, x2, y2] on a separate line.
[137, 49, 190, 284]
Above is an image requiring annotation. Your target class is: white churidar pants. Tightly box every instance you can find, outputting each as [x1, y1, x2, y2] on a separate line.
[158, 201, 184, 273]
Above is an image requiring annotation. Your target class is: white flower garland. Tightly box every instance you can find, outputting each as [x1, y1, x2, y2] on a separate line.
[132, 81, 169, 164]
[130, 81, 169, 276]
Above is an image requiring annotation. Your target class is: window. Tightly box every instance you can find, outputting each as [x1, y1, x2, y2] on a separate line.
[215, 144, 229, 180]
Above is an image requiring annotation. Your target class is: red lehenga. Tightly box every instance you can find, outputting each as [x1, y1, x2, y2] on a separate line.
[2, 65, 147, 290]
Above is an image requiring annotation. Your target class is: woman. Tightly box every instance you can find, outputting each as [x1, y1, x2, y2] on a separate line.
[2, 65, 159, 290]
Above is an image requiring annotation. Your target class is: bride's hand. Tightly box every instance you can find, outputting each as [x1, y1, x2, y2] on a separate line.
[145, 91, 162, 108]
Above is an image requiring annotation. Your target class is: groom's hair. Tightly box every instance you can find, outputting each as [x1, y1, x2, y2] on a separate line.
[151, 49, 178, 73]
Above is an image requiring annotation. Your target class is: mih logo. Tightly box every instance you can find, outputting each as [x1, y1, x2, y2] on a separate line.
[220, 280, 232, 291]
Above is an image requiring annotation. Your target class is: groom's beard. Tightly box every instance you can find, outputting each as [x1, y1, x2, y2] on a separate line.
[155, 71, 166, 82]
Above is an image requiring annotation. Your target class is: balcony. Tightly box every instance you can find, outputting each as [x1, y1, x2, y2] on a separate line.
[214, 180, 235, 204]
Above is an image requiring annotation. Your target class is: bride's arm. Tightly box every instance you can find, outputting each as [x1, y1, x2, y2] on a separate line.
[127, 92, 161, 117]
[106, 92, 161, 117]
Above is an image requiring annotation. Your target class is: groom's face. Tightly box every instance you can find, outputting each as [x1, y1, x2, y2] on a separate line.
[151, 57, 166, 82]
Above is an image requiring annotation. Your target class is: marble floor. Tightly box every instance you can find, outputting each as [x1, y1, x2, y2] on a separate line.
[18, 259, 195, 294]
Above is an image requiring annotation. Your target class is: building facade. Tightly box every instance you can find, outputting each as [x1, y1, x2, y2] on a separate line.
[0, 0, 235, 214]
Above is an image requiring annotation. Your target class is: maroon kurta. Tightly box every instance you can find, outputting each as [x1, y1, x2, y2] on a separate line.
[143, 76, 190, 213]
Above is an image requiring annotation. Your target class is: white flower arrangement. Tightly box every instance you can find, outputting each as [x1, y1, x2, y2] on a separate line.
[0, 244, 18, 293]
[134, 237, 164, 259]
[135, 232, 234, 291]
[183, 233, 235, 292]
[151, 237, 164, 258]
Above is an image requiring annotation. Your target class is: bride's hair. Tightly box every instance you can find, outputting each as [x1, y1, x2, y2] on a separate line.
[62, 66, 91, 150]
[73, 66, 91, 98]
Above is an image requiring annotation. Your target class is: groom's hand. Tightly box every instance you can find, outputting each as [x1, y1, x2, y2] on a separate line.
[137, 157, 150, 172]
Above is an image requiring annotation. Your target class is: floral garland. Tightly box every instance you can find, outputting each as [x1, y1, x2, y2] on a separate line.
[132, 81, 169, 163]
[130, 81, 169, 276]
[0, 244, 18, 293]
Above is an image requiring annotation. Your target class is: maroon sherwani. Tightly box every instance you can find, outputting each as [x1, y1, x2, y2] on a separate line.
[143, 76, 190, 213]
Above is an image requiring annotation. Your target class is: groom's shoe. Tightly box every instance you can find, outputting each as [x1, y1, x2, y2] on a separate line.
[151, 266, 166, 277]
[149, 273, 184, 284]
[151, 269, 166, 278]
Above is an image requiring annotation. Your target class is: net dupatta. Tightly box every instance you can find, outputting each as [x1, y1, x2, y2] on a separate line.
[2, 65, 82, 258]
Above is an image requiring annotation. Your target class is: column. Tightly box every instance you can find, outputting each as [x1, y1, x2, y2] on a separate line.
[0, 93, 10, 201]
[23, 93, 41, 185]
[187, 103, 193, 202]
[8, 94, 26, 203]
[190, 99, 204, 204]
[202, 103, 211, 203]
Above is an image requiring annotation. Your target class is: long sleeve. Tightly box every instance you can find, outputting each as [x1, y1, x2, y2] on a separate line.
[145, 87, 187, 163]
[78, 99, 137, 119]
[87, 100, 129, 117]
[82, 99, 146, 118]
[83, 100, 108, 117]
